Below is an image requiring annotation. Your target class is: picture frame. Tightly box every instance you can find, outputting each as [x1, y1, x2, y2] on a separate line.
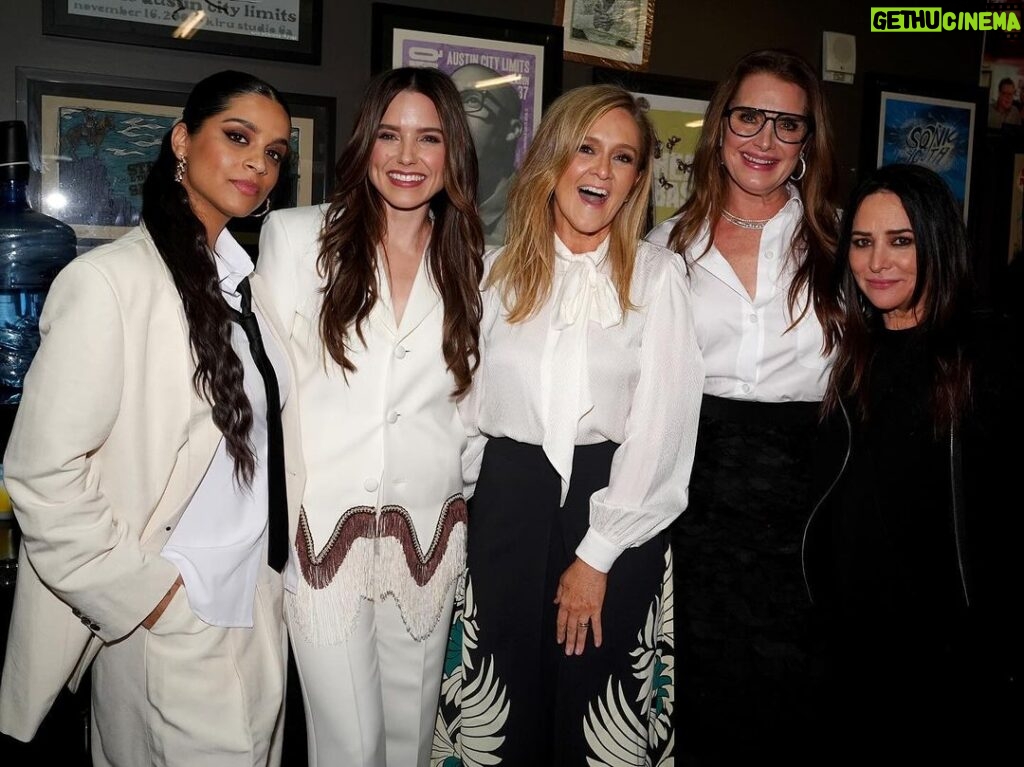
[863, 74, 986, 223]
[555, 0, 655, 71]
[41, 0, 323, 65]
[371, 2, 562, 247]
[15, 67, 335, 248]
[594, 68, 714, 227]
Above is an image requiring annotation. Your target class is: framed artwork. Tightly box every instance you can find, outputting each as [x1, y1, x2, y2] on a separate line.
[41, 0, 323, 64]
[555, 0, 655, 71]
[371, 2, 562, 247]
[16, 67, 335, 247]
[594, 69, 714, 227]
[863, 74, 986, 223]
[980, 2, 1024, 127]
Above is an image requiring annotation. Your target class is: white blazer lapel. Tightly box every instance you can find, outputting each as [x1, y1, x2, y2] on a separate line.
[396, 252, 441, 341]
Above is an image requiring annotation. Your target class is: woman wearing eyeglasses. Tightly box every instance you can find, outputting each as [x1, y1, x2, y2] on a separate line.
[646, 49, 842, 761]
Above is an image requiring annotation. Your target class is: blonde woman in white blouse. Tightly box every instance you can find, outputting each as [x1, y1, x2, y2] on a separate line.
[433, 84, 703, 766]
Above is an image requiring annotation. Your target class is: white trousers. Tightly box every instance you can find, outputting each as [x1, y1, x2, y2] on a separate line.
[90, 568, 287, 767]
[290, 593, 453, 767]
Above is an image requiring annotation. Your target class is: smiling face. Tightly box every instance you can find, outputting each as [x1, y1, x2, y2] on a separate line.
[368, 89, 447, 217]
[172, 92, 291, 240]
[998, 82, 1016, 112]
[849, 190, 923, 329]
[721, 72, 808, 205]
[552, 107, 641, 253]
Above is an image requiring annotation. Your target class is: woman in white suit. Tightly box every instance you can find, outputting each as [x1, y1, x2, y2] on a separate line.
[256, 67, 483, 767]
[0, 71, 302, 767]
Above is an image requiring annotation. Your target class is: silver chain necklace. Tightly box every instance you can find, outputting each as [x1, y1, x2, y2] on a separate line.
[721, 208, 772, 230]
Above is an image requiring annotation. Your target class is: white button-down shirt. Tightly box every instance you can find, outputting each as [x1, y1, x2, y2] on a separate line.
[161, 229, 291, 627]
[646, 189, 830, 402]
[464, 236, 704, 572]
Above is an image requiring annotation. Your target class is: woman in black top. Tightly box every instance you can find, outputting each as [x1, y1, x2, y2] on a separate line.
[810, 163, 1021, 761]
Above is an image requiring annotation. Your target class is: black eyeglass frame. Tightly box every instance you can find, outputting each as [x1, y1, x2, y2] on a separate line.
[723, 106, 814, 144]
[460, 89, 509, 118]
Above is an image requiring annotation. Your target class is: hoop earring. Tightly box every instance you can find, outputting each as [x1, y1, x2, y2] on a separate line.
[251, 196, 272, 218]
[174, 155, 187, 184]
[790, 153, 807, 182]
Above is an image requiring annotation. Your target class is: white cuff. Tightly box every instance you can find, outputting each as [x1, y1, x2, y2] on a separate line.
[575, 527, 624, 574]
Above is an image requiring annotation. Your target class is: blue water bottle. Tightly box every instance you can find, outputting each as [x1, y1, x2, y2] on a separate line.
[0, 120, 77, 404]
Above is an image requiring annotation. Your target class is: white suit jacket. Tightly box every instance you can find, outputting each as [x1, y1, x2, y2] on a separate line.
[257, 205, 467, 646]
[0, 227, 305, 741]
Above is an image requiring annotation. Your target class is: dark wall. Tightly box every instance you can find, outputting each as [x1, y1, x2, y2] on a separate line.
[1, 0, 986, 202]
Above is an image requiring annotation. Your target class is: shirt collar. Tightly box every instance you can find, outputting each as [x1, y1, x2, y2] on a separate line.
[212, 228, 255, 295]
[780, 183, 804, 215]
[554, 233, 610, 269]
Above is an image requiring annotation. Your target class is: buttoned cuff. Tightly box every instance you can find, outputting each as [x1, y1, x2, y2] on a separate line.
[575, 527, 624, 574]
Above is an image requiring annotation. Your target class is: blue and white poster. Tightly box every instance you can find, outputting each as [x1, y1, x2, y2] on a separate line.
[877, 91, 976, 221]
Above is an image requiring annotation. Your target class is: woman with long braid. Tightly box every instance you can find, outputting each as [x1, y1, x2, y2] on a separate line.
[0, 70, 302, 767]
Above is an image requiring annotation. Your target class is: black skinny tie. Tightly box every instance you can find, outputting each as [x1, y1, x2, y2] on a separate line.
[227, 276, 288, 572]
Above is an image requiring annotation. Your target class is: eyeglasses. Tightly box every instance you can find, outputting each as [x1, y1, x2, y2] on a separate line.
[460, 89, 507, 117]
[724, 107, 812, 144]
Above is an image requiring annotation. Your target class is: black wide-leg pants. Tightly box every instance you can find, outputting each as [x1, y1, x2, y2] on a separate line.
[462, 437, 672, 767]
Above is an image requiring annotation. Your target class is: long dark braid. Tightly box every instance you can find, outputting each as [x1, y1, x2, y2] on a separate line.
[142, 70, 289, 484]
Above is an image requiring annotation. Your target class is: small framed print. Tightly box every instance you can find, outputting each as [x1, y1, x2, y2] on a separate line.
[555, 0, 655, 71]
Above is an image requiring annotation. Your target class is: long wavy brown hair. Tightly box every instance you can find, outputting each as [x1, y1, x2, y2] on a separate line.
[665, 49, 841, 349]
[317, 67, 484, 397]
[487, 84, 657, 322]
[143, 70, 290, 484]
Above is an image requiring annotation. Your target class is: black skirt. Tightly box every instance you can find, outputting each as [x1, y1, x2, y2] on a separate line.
[433, 438, 674, 766]
[673, 394, 827, 764]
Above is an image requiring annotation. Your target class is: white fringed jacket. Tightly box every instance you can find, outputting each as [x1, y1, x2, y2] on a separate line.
[257, 205, 467, 644]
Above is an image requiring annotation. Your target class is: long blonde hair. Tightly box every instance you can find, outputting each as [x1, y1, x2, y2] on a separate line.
[487, 84, 656, 322]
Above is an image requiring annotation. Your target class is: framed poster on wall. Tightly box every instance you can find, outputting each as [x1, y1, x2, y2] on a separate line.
[41, 0, 323, 64]
[16, 67, 334, 248]
[555, 0, 655, 71]
[371, 2, 562, 247]
[864, 74, 986, 223]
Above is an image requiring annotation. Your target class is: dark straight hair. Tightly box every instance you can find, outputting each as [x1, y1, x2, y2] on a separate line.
[824, 163, 974, 432]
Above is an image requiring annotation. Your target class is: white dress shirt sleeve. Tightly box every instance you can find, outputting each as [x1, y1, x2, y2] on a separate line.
[576, 255, 704, 572]
[461, 250, 505, 498]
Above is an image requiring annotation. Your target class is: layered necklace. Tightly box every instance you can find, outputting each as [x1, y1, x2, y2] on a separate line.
[721, 208, 774, 230]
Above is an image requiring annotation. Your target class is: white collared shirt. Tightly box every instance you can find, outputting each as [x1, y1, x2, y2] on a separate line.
[464, 236, 704, 572]
[645, 189, 831, 402]
[161, 229, 291, 627]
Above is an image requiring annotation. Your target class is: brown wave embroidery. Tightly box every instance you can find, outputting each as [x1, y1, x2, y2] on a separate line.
[294, 494, 467, 590]
[379, 494, 467, 586]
